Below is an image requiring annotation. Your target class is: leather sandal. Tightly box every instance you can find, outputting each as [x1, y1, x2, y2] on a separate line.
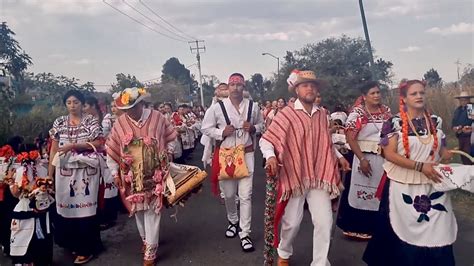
[143, 259, 155, 266]
[74, 255, 93, 265]
[277, 256, 290, 266]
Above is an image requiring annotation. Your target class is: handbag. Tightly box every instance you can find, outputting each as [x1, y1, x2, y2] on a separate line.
[216, 100, 253, 180]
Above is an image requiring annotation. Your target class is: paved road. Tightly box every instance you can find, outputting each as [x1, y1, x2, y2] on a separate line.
[1, 144, 473, 266]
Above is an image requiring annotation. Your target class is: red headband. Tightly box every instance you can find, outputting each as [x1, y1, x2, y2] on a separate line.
[228, 75, 245, 85]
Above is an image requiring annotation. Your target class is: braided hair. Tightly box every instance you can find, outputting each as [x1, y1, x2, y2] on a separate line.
[398, 80, 438, 160]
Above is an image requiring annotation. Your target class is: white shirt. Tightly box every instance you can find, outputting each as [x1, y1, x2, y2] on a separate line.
[200, 98, 264, 149]
[260, 99, 343, 160]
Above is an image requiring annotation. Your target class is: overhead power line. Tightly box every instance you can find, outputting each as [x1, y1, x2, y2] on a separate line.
[139, 0, 198, 41]
[122, 0, 191, 42]
[103, 0, 188, 43]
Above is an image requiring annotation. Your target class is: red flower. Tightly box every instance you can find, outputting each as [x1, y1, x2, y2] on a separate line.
[0, 145, 15, 160]
[29, 150, 40, 161]
[16, 152, 29, 163]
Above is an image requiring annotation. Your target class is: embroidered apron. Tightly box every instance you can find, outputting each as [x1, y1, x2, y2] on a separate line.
[348, 123, 384, 211]
[55, 153, 100, 218]
[433, 164, 474, 193]
[10, 198, 50, 256]
[388, 181, 457, 247]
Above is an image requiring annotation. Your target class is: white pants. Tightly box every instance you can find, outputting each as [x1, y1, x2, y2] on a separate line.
[278, 188, 332, 266]
[219, 152, 254, 239]
[135, 208, 161, 261]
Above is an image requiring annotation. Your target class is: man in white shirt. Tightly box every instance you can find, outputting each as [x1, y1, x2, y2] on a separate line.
[201, 73, 264, 252]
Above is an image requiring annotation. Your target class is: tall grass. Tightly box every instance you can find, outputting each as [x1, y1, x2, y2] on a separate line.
[385, 84, 474, 144]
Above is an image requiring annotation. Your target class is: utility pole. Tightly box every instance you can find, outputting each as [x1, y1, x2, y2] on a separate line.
[358, 0, 376, 80]
[455, 59, 461, 87]
[189, 40, 206, 106]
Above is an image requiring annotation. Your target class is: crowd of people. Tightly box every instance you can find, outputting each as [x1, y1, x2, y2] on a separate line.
[0, 69, 472, 266]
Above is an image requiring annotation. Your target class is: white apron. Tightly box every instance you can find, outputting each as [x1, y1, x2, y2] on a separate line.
[55, 153, 100, 218]
[348, 122, 383, 211]
[389, 181, 457, 247]
[348, 153, 384, 211]
[10, 198, 35, 256]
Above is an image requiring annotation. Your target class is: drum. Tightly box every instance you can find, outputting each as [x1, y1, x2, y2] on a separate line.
[164, 163, 207, 207]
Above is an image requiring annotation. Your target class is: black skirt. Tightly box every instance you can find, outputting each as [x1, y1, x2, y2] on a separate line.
[98, 195, 119, 226]
[53, 213, 102, 256]
[336, 152, 378, 235]
[0, 186, 18, 256]
[363, 179, 455, 266]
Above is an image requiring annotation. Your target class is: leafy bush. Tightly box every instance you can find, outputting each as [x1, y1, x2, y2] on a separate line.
[0, 104, 66, 144]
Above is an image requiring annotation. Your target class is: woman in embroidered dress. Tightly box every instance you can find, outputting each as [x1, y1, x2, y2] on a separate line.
[336, 81, 392, 240]
[84, 95, 103, 124]
[98, 97, 124, 230]
[363, 80, 455, 266]
[48, 90, 103, 265]
[264, 97, 286, 129]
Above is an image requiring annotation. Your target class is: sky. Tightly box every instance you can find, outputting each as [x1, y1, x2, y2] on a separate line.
[1, 0, 473, 91]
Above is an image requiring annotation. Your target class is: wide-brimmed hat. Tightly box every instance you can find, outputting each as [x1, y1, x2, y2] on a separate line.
[114, 87, 151, 110]
[287, 70, 324, 92]
[454, 91, 473, 99]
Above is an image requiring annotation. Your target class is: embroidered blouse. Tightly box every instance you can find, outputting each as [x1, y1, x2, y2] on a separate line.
[380, 114, 446, 184]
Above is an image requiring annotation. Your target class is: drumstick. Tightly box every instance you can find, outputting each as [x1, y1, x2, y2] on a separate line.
[449, 149, 474, 163]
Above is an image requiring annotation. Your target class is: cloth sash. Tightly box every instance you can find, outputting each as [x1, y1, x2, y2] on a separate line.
[348, 153, 383, 211]
[388, 181, 457, 247]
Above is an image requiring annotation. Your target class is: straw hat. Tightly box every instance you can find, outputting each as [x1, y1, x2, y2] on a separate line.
[454, 91, 473, 99]
[287, 70, 325, 92]
[114, 87, 151, 110]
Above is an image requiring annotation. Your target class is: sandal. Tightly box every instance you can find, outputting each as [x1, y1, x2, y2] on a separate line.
[354, 233, 372, 240]
[240, 236, 255, 252]
[343, 231, 372, 240]
[225, 222, 239, 238]
[342, 231, 356, 238]
[74, 255, 93, 265]
[143, 259, 155, 266]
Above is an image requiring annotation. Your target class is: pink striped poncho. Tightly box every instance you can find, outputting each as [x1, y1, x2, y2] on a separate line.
[262, 105, 342, 199]
[106, 110, 177, 213]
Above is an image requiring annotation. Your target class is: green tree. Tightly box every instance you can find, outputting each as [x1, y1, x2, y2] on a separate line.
[201, 75, 220, 106]
[148, 79, 188, 106]
[245, 73, 265, 101]
[0, 22, 33, 93]
[272, 35, 393, 107]
[423, 68, 443, 88]
[460, 65, 474, 88]
[161, 57, 193, 86]
[110, 73, 143, 93]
